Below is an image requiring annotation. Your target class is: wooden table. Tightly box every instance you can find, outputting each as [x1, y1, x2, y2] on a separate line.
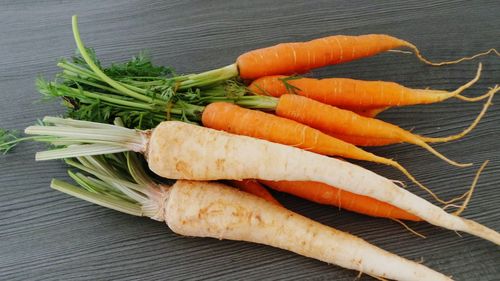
[1, 1, 499, 280]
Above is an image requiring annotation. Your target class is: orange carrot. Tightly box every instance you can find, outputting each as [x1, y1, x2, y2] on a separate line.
[353, 107, 389, 118]
[260, 160, 486, 223]
[202, 102, 448, 204]
[236, 35, 497, 79]
[275, 91, 496, 164]
[229, 179, 282, 206]
[329, 86, 497, 146]
[248, 63, 485, 109]
[327, 134, 399, 147]
[261, 180, 420, 221]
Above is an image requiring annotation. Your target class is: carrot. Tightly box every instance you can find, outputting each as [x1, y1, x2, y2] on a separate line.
[260, 159, 485, 222]
[228, 179, 281, 206]
[200, 102, 389, 162]
[236, 35, 498, 79]
[47, 21, 489, 200]
[71, 16, 498, 93]
[26, 117, 500, 245]
[69, 15, 459, 172]
[333, 82, 493, 147]
[327, 86, 498, 147]
[248, 63, 486, 109]
[275, 91, 496, 164]
[202, 101, 465, 204]
[327, 134, 402, 147]
[52, 153, 453, 281]
[353, 107, 389, 118]
[261, 180, 420, 221]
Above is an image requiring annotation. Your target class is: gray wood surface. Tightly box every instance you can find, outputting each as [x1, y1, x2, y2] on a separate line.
[0, 0, 499, 280]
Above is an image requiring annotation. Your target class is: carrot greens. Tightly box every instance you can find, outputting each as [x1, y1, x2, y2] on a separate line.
[0, 129, 21, 154]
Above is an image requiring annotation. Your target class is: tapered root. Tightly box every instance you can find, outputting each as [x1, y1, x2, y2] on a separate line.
[457, 91, 494, 102]
[385, 159, 451, 204]
[428, 63, 482, 102]
[420, 85, 497, 143]
[448, 63, 483, 101]
[456, 78, 498, 101]
[441, 160, 488, 207]
[404, 42, 499, 66]
[413, 139, 473, 167]
[452, 160, 488, 216]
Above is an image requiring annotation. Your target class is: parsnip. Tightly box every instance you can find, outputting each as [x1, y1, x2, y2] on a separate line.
[51, 153, 452, 281]
[26, 117, 500, 245]
[166, 180, 451, 281]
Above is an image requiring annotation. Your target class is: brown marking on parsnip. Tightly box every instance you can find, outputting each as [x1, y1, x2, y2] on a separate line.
[175, 161, 193, 178]
[215, 159, 226, 170]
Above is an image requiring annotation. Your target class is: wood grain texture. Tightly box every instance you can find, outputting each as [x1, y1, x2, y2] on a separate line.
[0, 0, 499, 280]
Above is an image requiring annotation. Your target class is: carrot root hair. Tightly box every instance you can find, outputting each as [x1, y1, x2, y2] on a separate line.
[386, 160, 452, 204]
[452, 160, 488, 216]
[412, 139, 472, 167]
[457, 90, 495, 102]
[440, 159, 488, 210]
[420, 85, 498, 143]
[402, 42, 499, 66]
[391, 218, 427, 239]
[456, 74, 498, 102]
[448, 62, 483, 101]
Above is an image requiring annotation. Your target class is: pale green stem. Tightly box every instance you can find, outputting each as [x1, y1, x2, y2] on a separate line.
[72, 15, 155, 104]
[178, 63, 239, 90]
[51, 179, 143, 216]
[25, 117, 147, 160]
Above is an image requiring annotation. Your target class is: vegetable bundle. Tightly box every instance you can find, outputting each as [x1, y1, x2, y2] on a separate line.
[2, 15, 499, 280]
[50, 151, 451, 281]
[26, 116, 500, 245]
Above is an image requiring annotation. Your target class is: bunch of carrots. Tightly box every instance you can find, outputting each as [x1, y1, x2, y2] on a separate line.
[2, 15, 499, 280]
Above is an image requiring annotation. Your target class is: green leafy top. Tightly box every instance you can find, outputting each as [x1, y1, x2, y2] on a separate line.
[278, 75, 303, 95]
[0, 129, 20, 154]
[41, 52, 276, 129]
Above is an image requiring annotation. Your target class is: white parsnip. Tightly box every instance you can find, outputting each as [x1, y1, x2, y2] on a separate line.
[163, 181, 451, 281]
[147, 121, 500, 245]
[50, 150, 452, 281]
[26, 117, 500, 245]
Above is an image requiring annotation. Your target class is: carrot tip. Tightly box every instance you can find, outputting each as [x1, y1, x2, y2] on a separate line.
[389, 161, 451, 204]
[451, 160, 488, 216]
[421, 85, 498, 144]
[404, 41, 499, 66]
[387, 49, 413, 55]
[448, 62, 482, 100]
